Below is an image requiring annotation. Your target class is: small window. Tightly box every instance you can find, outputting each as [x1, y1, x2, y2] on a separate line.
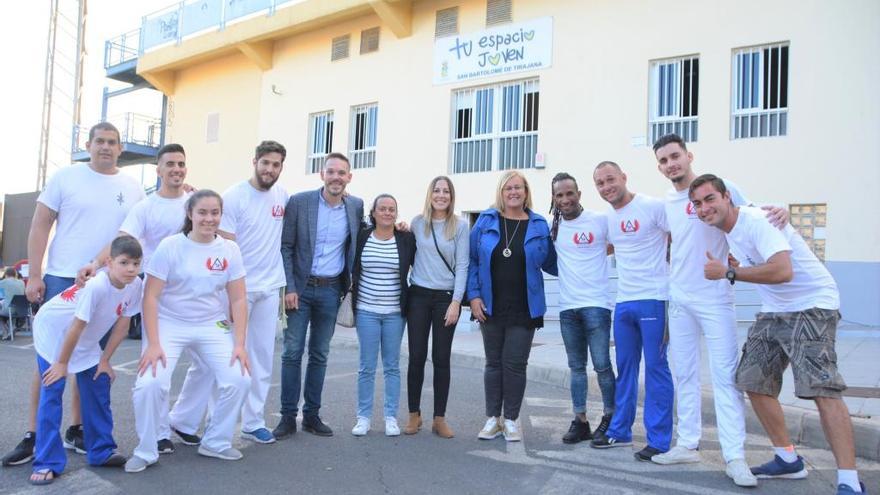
[349, 103, 378, 169]
[789, 203, 827, 261]
[435, 7, 459, 38]
[307, 111, 334, 174]
[206, 112, 220, 143]
[648, 55, 699, 144]
[486, 0, 512, 26]
[731, 42, 789, 139]
[360, 27, 380, 54]
[331, 34, 350, 61]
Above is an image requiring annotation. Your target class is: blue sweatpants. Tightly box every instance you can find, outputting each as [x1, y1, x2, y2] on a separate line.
[606, 299, 674, 451]
[34, 355, 117, 474]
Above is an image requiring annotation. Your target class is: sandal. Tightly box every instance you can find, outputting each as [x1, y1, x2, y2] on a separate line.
[29, 469, 55, 485]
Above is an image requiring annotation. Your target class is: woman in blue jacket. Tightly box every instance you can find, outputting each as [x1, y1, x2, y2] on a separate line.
[467, 170, 557, 442]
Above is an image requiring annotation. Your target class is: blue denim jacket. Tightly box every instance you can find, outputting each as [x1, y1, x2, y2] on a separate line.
[466, 208, 558, 319]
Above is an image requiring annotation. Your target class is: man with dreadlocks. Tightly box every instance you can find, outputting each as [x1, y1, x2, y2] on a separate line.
[549, 173, 615, 445]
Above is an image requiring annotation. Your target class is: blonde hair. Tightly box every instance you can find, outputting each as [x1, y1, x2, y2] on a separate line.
[420, 176, 459, 240]
[493, 170, 533, 212]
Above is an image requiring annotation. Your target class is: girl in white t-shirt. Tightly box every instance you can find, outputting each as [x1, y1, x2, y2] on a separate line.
[127, 190, 251, 473]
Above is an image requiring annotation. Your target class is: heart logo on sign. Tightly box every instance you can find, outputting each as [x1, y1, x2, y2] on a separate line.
[489, 54, 501, 65]
[524, 30, 535, 41]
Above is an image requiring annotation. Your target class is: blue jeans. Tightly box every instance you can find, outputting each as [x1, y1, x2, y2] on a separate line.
[606, 299, 673, 451]
[280, 282, 341, 417]
[356, 310, 405, 419]
[559, 307, 615, 415]
[43, 274, 75, 301]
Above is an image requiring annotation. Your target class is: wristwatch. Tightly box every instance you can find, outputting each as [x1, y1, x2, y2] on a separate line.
[725, 268, 736, 285]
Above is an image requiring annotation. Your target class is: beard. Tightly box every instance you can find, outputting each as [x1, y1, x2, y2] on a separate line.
[254, 173, 279, 190]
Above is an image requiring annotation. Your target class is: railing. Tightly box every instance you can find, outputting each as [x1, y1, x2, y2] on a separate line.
[139, 0, 302, 54]
[73, 113, 162, 153]
[104, 29, 140, 69]
[650, 117, 698, 144]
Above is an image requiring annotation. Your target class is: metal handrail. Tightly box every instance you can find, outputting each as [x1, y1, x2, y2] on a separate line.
[104, 28, 141, 69]
[72, 113, 162, 153]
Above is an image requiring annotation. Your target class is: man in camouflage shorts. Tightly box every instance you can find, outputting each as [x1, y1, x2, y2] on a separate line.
[689, 174, 865, 494]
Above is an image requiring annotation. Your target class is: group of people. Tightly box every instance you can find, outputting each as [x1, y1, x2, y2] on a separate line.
[0, 122, 865, 494]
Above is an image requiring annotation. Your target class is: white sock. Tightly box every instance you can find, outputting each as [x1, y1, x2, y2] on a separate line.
[837, 470, 861, 492]
[773, 446, 798, 463]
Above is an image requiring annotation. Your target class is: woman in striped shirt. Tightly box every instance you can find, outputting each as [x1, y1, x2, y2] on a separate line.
[350, 194, 416, 437]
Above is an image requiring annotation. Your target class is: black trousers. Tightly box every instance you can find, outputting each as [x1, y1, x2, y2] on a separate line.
[481, 321, 535, 420]
[406, 285, 458, 417]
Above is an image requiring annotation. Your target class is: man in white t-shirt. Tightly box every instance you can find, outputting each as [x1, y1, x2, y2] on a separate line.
[588, 162, 673, 464]
[217, 140, 288, 444]
[690, 174, 864, 494]
[548, 172, 615, 445]
[3, 122, 145, 468]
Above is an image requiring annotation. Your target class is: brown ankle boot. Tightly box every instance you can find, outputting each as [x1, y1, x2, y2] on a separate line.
[404, 412, 422, 435]
[431, 416, 454, 438]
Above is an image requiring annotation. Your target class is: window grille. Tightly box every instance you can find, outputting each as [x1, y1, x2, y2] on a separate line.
[360, 27, 379, 54]
[331, 34, 350, 61]
[435, 7, 459, 38]
[307, 111, 334, 174]
[731, 43, 789, 139]
[349, 103, 378, 169]
[486, 0, 512, 26]
[649, 55, 699, 144]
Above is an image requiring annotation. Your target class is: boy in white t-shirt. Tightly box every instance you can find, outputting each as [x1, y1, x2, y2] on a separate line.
[690, 174, 864, 494]
[29, 236, 144, 485]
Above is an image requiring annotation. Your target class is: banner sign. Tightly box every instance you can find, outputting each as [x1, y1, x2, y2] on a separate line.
[433, 17, 553, 85]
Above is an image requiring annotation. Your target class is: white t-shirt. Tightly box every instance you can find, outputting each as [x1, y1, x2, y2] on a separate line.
[33, 271, 142, 373]
[554, 210, 613, 311]
[119, 192, 190, 269]
[220, 181, 287, 292]
[606, 194, 669, 303]
[38, 164, 146, 277]
[146, 233, 246, 323]
[726, 206, 839, 312]
[666, 179, 750, 304]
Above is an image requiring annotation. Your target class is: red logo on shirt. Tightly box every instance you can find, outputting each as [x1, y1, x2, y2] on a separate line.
[271, 205, 285, 218]
[572, 232, 595, 245]
[206, 257, 229, 272]
[60, 285, 80, 302]
[620, 219, 640, 233]
[686, 202, 697, 216]
[116, 303, 123, 316]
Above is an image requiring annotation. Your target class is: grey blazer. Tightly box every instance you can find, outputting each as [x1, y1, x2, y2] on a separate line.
[280, 188, 364, 296]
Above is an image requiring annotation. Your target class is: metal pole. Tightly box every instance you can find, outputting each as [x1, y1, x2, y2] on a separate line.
[37, 0, 60, 191]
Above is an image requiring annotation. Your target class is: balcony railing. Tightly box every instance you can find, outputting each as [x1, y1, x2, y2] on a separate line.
[73, 113, 162, 153]
[104, 29, 140, 69]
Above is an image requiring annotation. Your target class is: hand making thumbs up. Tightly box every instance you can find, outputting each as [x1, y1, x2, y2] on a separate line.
[704, 251, 728, 280]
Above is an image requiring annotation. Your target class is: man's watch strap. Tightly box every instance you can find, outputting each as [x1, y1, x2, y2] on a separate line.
[725, 268, 736, 285]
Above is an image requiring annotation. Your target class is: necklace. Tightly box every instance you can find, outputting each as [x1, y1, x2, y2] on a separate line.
[502, 217, 523, 258]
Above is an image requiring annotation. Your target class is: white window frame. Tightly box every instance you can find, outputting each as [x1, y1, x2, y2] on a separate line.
[307, 110, 334, 174]
[731, 42, 789, 139]
[648, 55, 699, 144]
[450, 78, 539, 174]
[348, 103, 378, 169]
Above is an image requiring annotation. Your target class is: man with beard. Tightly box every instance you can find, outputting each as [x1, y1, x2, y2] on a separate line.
[274, 152, 364, 438]
[216, 141, 289, 444]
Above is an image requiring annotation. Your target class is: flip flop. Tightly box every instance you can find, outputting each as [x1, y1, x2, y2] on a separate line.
[29, 469, 55, 485]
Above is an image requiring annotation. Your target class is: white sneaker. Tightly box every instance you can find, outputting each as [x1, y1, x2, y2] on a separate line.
[385, 417, 400, 437]
[651, 445, 701, 465]
[726, 458, 758, 487]
[478, 417, 503, 440]
[502, 419, 521, 442]
[351, 416, 371, 436]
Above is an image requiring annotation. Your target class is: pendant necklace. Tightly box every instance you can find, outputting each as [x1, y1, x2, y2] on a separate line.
[502, 217, 522, 258]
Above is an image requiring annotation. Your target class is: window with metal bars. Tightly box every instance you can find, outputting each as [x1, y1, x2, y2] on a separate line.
[648, 55, 699, 144]
[360, 27, 379, 54]
[435, 7, 459, 38]
[486, 0, 512, 26]
[307, 111, 334, 174]
[731, 43, 789, 139]
[451, 79, 539, 173]
[349, 103, 378, 169]
[331, 34, 350, 61]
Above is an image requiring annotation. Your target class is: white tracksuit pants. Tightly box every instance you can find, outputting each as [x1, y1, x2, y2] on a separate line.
[667, 301, 747, 462]
[133, 317, 250, 462]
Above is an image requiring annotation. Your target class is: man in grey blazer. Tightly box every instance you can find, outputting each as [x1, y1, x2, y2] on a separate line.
[274, 152, 364, 438]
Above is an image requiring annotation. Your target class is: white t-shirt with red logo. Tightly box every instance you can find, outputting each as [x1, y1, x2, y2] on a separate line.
[666, 180, 749, 304]
[146, 233, 246, 323]
[33, 271, 142, 373]
[606, 194, 669, 303]
[726, 206, 839, 313]
[220, 181, 287, 292]
[38, 164, 146, 277]
[554, 210, 613, 311]
[119, 192, 190, 269]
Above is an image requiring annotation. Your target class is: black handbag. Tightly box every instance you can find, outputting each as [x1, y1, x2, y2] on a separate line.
[430, 222, 469, 306]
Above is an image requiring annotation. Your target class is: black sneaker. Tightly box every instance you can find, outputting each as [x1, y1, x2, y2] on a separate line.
[172, 428, 201, 446]
[590, 431, 632, 449]
[272, 414, 298, 440]
[595, 413, 613, 436]
[157, 438, 175, 454]
[302, 415, 333, 437]
[634, 446, 664, 462]
[562, 417, 592, 444]
[100, 453, 127, 467]
[64, 425, 86, 454]
[1, 431, 35, 466]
